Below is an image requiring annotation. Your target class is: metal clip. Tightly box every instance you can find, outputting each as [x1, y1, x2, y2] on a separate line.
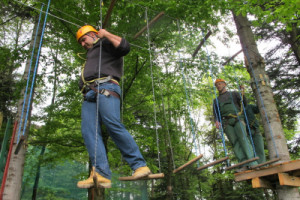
[94, 75, 112, 85]
[99, 89, 110, 97]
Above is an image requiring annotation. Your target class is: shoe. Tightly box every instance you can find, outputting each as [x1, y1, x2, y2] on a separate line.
[77, 167, 111, 188]
[132, 166, 151, 179]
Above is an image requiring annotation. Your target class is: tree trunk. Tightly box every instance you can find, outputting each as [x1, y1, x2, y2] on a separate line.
[232, 12, 300, 199]
[287, 23, 300, 66]
[2, 17, 43, 200]
[32, 146, 45, 200]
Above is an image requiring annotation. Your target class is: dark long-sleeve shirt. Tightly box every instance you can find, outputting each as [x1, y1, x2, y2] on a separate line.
[79, 38, 130, 90]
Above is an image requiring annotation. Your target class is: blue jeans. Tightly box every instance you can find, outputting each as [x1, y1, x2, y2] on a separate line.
[81, 82, 146, 179]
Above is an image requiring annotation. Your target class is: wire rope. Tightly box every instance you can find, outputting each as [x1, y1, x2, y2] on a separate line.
[242, 46, 279, 158]
[176, 19, 200, 167]
[145, 8, 161, 172]
[17, 0, 51, 143]
[21, 0, 51, 138]
[199, 29, 229, 165]
[157, 53, 176, 170]
[12, 0, 81, 28]
[17, 3, 44, 143]
[221, 61, 257, 158]
[231, 70, 257, 157]
[94, 0, 104, 171]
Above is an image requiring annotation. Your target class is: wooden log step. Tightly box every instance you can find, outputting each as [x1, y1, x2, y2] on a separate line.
[197, 157, 229, 171]
[173, 154, 203, 174]
[119, 173, 164, 181]
[250, 158, 281, 169]
[225, 157, 259, 171]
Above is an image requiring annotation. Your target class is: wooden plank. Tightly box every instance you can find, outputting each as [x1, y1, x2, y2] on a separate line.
[119, 173, 164, 181]
[197, 157, 229, 171]
[173, 154, 203, 174]
[192, 30, 212, 58]
[102, 0, 117, 29]
[278, 173, 300, 187]
[250, 158, 281, 169]
[133, 12, 165, 39]
[252, 177, 273, 189]
[14, 135, 26, 155]
[235, 159, 300, 182]
[225, 157, 259, 171]
[222, 49, 243, 66]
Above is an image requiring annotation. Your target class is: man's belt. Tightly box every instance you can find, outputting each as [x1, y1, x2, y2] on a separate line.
[98, 88, 120, 99]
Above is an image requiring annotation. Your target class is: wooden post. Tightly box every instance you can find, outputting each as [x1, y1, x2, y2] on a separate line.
[252, 177, 273, 189]
[278, 173, 300, 187]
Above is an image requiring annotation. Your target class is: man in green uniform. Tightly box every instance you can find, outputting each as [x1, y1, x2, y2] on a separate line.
[245, 104, 266, 164]
[213, 79, 258, 167]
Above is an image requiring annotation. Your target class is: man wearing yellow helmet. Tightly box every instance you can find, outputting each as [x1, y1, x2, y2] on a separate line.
[213, 79, 258, 169]
[76, 25, 151, 188]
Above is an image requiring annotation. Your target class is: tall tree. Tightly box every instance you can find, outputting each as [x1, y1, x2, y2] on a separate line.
[232, 11, 300, 199]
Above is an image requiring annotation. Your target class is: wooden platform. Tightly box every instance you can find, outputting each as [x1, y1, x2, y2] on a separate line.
[119, 173, 164, 181]
[234, 159, 300, 188]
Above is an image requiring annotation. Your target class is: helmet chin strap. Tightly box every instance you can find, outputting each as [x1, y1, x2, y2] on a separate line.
[219, 85, 226, 94]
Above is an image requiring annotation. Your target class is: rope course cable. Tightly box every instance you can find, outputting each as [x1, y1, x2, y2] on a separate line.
[16, 0, 51, 148]
[199, 29, 229, 166]
[12, 0, 81, 28]
[230, 68, 257, 157]
[17, 3, 44, 144]
[145, 7, 161, 172]
[93, 0, 104, 175]
[168, 19, 204, 174]
[242, 46, 279, 158]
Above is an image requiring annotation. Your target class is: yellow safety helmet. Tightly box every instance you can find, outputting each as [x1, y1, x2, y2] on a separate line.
[215, 78, 226, 85]
[76, 25, 97, 42]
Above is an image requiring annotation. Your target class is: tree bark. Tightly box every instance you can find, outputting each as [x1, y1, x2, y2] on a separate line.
[232, 12, 300, 199]
[2, 17, 43, 200]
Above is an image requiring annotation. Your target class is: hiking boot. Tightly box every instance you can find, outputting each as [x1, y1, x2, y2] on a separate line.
[132, 166, 151, 179]
[77, 167, 111, 188]
[94, 172, 111, 188]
